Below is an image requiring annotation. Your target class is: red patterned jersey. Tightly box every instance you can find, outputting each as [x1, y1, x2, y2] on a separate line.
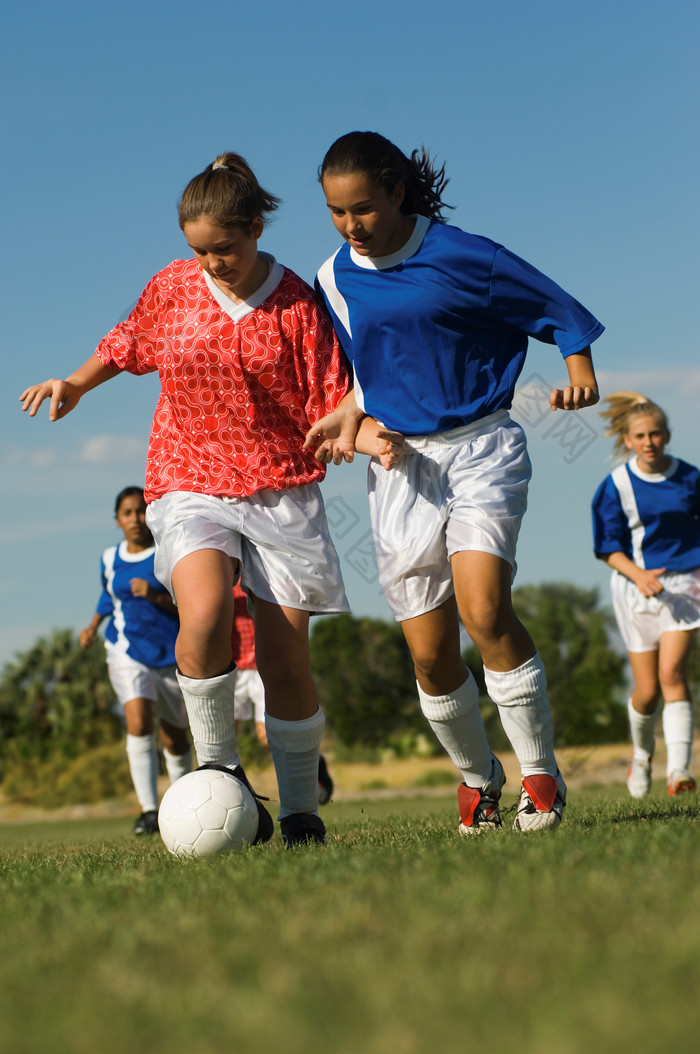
[95, 257, 350, 502]
[230, 584, 256, 670]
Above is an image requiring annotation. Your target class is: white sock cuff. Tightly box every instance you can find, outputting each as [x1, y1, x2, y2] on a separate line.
[662, 700, 694, 737]
[627, 698, 660, 723]
[266, 708, 325, 753]
[417, 675, 479, 722]
[176, 669, 237, 764]
[176, 667, 236, 697]
[484, 652, 546, 707]
[126, 733, 156, 755]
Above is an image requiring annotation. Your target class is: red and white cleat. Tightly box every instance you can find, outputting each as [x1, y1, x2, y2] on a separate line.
[513, 771, 567, 832]
[668, 770, 696, 796]
[457, 756, 505, 835]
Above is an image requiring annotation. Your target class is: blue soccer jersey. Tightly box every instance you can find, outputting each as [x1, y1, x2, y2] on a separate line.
[316, 215, 604, 435]
[591, 457, 700, 572]
[96, 542, 178, 667]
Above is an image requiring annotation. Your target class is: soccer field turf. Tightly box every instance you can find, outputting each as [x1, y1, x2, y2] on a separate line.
[1, 786, 699, 1054]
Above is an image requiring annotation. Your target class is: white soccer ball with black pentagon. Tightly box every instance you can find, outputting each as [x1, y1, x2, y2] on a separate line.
[159, 768, 259, 857]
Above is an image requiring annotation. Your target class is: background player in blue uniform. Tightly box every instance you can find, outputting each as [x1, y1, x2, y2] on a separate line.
[592, 393, 700, 798]
[307, 130, 603, 833]
[80, 487, 192, 834]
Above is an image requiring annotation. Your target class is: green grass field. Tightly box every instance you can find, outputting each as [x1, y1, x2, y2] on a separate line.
[1, 784, 699, 1054]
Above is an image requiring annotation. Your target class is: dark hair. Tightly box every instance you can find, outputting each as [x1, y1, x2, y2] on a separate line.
[178, 152, 281, 233]
[319, 131, 452, 221]
[114, 486, 145, 516]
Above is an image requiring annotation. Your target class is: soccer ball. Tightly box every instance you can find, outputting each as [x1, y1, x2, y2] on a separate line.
[159, 768, 260, 858]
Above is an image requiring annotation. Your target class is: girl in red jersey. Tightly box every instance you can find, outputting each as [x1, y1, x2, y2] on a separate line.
[20, 153, 392, 847]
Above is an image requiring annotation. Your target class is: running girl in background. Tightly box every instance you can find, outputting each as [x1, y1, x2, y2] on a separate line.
[592, 392, 700, 798]
[307, 130, 604, 833]
[80, 486, 192, 835]
[21, 153, 391, 847]
[231, 582, 335, 803]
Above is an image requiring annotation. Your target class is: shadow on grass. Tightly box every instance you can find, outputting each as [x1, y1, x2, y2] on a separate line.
[575, 798, 700, 828]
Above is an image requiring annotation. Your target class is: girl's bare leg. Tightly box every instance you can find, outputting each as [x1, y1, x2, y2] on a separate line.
[450, 550, 563, 827]
[400, 597, 494, 794]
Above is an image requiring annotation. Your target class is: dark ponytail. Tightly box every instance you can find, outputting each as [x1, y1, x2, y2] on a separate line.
[319, 131, 452, 221]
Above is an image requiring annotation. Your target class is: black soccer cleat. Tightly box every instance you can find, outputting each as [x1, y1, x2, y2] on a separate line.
[196, 763, 274, 845]
[318, 754, 334, 806]
[280, 812, 326, 848]
[133, 810, 160, 836]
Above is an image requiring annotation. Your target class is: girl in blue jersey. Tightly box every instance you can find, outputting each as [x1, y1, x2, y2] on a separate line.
[80, 487, 192, 834]
[307, 130, 604, 833]
[592, 393, 700, 798]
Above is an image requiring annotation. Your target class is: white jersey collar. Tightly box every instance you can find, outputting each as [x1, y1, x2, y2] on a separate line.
[203, 253, 284, 321]
[349, 214, 430, 270]
[627, 455, 679, 483]
[118, 541, 155, 563]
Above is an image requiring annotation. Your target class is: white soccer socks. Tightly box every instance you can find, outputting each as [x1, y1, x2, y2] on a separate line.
[484, 652, 557, 778]
[265, 708, 325, 820]
[627, 698, 659, 763]
[417, 674, 493, 787]
[163, 746, 192, 783]
[126, 733, 159, 813]
[662, 700, 694, 777]
[175, 667, 239, 769]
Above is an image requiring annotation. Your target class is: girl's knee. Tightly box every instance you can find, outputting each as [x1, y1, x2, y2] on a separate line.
[460, 601, 514, 647]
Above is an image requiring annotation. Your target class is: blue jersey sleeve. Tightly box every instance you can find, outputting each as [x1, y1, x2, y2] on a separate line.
[591, 475, 630, 558]
[489, 248, 605, 356]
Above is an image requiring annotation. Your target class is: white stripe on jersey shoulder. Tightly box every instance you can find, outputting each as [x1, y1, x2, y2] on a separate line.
[610, 462, 645, 567]
[117, 541, 155, 564]
[101, 544, 118, 575]
[317, 248, 350, 335]
[349, 214, 430, 270]
[102, 544, 128, 655]
[316, 250, 366, 412]
[203, 253, 284, 323]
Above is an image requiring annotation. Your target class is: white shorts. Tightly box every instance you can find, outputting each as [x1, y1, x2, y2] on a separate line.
[146, 486, 349, 614]
[368, 411, 530, 621]
[105, 645, 188, 728]
[233, 668, 266, 723]
[611, 568, 700, 652]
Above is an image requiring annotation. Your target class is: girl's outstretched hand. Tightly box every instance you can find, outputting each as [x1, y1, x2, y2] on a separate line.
[304, 408, 359, 465]
[548, 385, 600, 411]
[19, 379, 81, 421]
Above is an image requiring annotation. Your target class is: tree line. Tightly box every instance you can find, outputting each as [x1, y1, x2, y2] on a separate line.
[6, 583, 696, 790]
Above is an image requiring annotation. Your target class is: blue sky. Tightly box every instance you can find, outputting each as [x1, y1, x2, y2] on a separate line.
[2, 1, 699, 667]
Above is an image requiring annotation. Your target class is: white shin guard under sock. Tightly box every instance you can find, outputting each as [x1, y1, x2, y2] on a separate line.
[265, 708, 325, 820]
[484, 652, 556, 778]
[417, 675, 493, 787]
[163, 746, 192, 783]
[662, 701, 694, 775]
[175, 668, 239, 768]
[628, 698, 659, 761]
[126, 733, 159, 813]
